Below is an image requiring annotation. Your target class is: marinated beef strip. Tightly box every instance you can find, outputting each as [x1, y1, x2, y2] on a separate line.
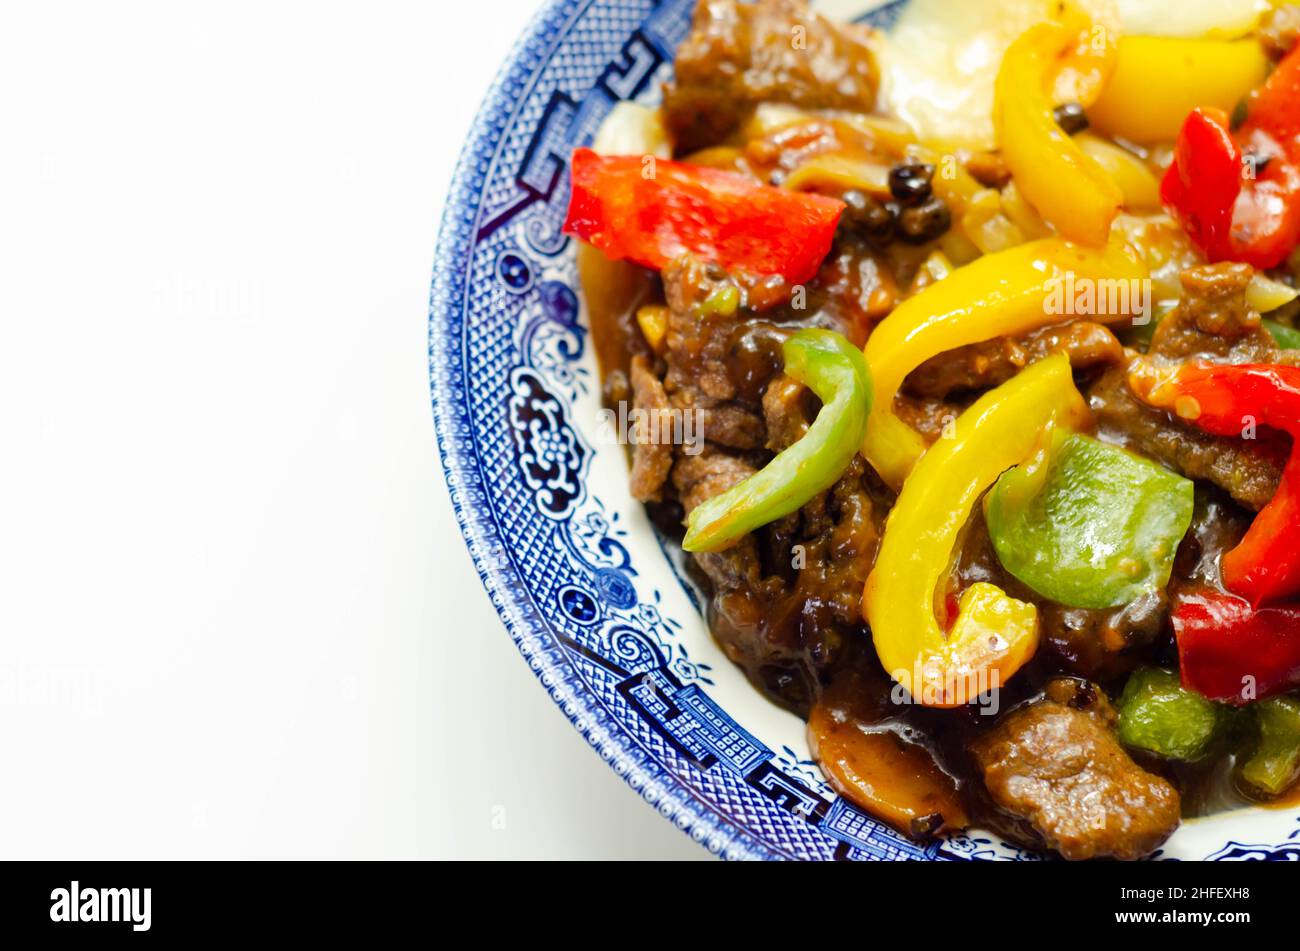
[904, 320, 1124, 399]
[970, 679, 1182, 861]
[1173, 487, 1252, 589]
[761, 373, 812, 451]
[627, 355, 675, 503]
[655, 256, 888, 713]
[663, 0, 880, 154]
[1165, 487, 1253, 649]
[1090, 262, 1288, 511]
[1151, 262, 1273, 362]
[1091, 370, 1285, 511]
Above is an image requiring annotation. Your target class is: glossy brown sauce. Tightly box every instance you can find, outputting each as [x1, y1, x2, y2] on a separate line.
[577, 245, 658, 401]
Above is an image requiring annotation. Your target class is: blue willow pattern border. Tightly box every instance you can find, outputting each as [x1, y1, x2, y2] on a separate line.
[429, 0, 1300, 861]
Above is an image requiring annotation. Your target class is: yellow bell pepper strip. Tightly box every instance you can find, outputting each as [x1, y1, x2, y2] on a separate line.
[1075, 134, 1161, 212]
[1046, 7, 1116, 111]
[860, 237, 1147, 489]
[1089, 36, 1269, 146]
[863, 355, 1091, 708]
[994, 14, 1122, 247]
[682, 329, 871, 553]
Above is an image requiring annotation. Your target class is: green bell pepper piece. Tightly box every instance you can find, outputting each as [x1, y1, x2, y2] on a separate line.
[984, 429, 1194, 609]
[1264, 317, 1300, 351]
[1238, 696, 1300, 797]
[1118, 667, 1227, 761]
[682, 328, 872, 553]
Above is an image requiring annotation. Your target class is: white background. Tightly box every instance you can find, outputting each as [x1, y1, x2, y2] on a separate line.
[0, 0, 707, 859]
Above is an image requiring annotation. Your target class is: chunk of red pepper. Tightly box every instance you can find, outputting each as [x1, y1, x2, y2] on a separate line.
[1162, 46, 1300, 269]
[1173, 587, 1300, 703]
[563, 148, 845, 286]
[1141, 363, 1300, 606]
[1160, 108, 1242, 260]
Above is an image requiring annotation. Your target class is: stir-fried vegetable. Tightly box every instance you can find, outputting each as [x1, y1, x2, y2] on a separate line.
[985, 430, 1194, 610]
[1172, 588, 1300, 703]
[1162, 44, 1300, 269]
[993, 9, 1120, 246]
[563, 148, 845, 285]
[1160, 109, 1245, 262]
[1249, 273, 1300, 315]
[1088, 36, 1268, 145]
[1137, 362, 1300, 606]
[1238, 696, 1300, 797]
[861, 238, 1147, 489]
[1118, 667, 1228, 761]
[864, 356, 1090, 707]
[682, 329, 871, 553]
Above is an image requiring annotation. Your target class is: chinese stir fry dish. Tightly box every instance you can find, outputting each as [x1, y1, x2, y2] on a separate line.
[563, 0, 1300, 859]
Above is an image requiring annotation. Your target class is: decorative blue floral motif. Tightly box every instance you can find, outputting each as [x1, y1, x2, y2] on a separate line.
[538, 280, 579, 327]
[564, 502, 634, 573]
[522, 318, 589, 398]
[496, 250, 534, 292]
[775, 745, 834, 797]
[937, 834, 1048, 863]
[1204, 820, 1300, 861]
[594, 567, 637, 610]
[507, 367, 587, 520]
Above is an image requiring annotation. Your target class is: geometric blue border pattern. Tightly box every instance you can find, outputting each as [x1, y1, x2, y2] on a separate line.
[429, 0, 1300, 861]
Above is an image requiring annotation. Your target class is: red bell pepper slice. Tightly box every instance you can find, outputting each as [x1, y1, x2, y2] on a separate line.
[1249, 42, 1300, 143]
[1162, 46, 1300, 269]
[1150, 363, 1300, 605]
[1159, 108, 1242, 260]
[563, 147, 845, 286]
[1173, 587, 1300, 703]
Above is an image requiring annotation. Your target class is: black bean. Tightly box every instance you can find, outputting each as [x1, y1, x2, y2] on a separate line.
[838, 189, 896, 248]
[1053, 102, 1089, 135]
[897, 197, 951, 244]
[888, 160, 935, 204]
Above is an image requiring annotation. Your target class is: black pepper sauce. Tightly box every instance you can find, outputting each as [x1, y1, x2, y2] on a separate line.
[576, 244, 658, 404]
